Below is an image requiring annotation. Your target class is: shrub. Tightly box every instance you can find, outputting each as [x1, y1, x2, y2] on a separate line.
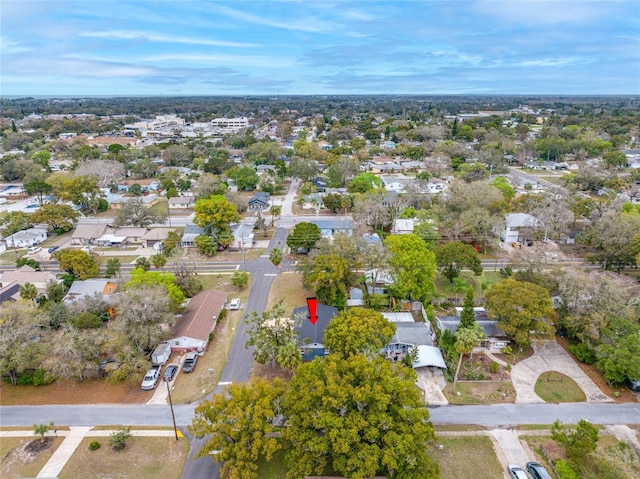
[73, 311, 103, 329]
[109, 427, 132, 451]
[231, 271, 249, 290]
[568, 343, 597, 365]
[89, 440, 101, 451]
[554, 459, 579, 479]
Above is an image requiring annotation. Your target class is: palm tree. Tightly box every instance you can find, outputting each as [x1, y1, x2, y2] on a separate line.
[453, 327, 479, 386]
[151, 253, 167, 270]
[269, 248, 283, 269]
[19, 282, 38, 304]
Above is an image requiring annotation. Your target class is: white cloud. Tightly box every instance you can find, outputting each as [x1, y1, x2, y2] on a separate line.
[80, 30, 259, 48]
[0, 36, 31, 54]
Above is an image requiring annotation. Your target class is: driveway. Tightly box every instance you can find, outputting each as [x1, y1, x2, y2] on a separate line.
[511, 340, 612, 404]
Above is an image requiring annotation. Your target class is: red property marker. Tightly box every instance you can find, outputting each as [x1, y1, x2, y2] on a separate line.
[306, 297, 318, 325]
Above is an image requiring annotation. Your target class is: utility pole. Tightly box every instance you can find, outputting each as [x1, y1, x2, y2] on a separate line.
[165, 378, 179, 441]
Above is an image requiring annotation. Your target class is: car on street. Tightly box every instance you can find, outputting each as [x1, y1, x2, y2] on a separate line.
[508, 464, 530, 479]
[526, 462, 552, 479]
[163, 364, 178, 382]
[182, 352, 198, 373]
[229, 298, 241, 310]
[141, 368, 160, 390]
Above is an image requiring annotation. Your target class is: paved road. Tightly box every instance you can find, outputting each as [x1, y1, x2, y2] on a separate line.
[2, 403, 639, 429]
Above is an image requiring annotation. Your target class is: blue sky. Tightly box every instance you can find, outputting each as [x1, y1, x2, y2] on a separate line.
[1, 0, 639, 96]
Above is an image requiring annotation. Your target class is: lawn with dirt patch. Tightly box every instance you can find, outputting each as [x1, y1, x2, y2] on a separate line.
[444, 381, 516, 404]
[427, 436, 503, 479]
[58, 436, 189, 479]
[535, 371, 586, 403]
[1, 436, 64, 479]
[0, 378, 152, 406]
[266, 271, 312, 313]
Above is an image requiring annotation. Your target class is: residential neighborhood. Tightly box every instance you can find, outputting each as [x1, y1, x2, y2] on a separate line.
[1, 92, 639, 479]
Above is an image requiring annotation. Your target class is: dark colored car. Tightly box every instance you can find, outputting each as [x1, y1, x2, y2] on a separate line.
[163, 364, 178, 382]
[527, 462, 552, 479]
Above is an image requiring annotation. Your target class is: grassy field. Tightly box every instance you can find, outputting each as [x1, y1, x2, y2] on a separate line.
[58, 437, 189, 479]
[444, 381, 516, 404]
[534, 371, 587, 403]
[428, 436, 503, 479]
[266, 271, 312, 313]
[0, 436, 64, 479]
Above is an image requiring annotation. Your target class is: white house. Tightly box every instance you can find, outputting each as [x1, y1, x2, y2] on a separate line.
[4, 227, 48, 248]
[495, 213, 542, 243]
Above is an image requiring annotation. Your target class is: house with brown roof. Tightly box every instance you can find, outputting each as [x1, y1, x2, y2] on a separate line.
[0, 265, 59, 300]
[141, 228, 176, 249]
[167, 289, 227, 353]
[72, 223, 107, 245]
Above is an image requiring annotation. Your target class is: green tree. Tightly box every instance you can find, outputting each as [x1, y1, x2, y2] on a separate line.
[286, 222, 321, 251]
[16, 257, 40, 270]
[0, 302, 47, 385]
[459, 288, 477, 329]
[190, 378, 286, 479]
[485, 278, 555, 348]
[19, 282, 38, 303]
[125, 268, 185, 311]
[194, 195, 240, 236]
[105, 258, 121, 278]
[385, 234, 437, 302]
[347, 172, 382, 194]
[151, 253, 167, 270]
[33, 422, 55, 442]
[0, 211, 33, 236]
[283, 354, 439, 479]
[31, 204, 79, 232]
[24, 180, 53, 206]
[246, 301, 300, 369]
[58, 250, 99, 280]
[323, 307, 396, 359]
[596, 318, 640, 386]
[195, 234, 218, 256]
[135, 257, 151, 271]
[227, 165, 259, 191]
[301, 253, 352, 309]
[231, 271, 249, 290]
[269, 248, 283, 268]
[435, 241, 483, 284]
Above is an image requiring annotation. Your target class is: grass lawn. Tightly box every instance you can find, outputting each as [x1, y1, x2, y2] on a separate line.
[1, 436, 64, 479]
[58, 436, 189, 479]
[534, 371, 586, 403]
[444, 381, 516, 404]
[170, 276, 252, 404]
[434, 271, 503, 301]
[266, 271, 312, 312]
[428, 436, 503, 479]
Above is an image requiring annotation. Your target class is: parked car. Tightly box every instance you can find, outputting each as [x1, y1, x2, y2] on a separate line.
[229, 298, 241, 310]
[508, 464, 530, 479]
[526, 462, 552, 479]
[163, 364, 178, 382]
[626, 379, 640, 391]
[141, 368, 160, 390]
[183, 352, 198, 373]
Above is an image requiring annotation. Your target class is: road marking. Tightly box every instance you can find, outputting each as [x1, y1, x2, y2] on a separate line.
[264, 273, 278, 276]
